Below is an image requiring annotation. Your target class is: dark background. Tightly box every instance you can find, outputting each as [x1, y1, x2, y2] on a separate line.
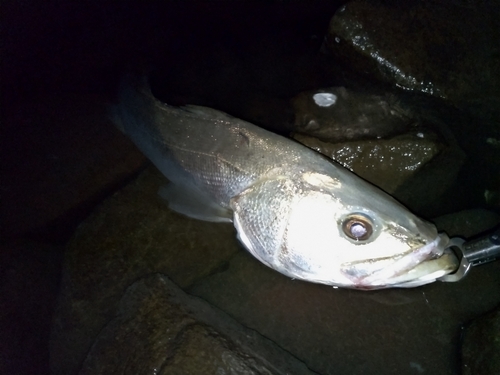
[1, 1, 344, 374]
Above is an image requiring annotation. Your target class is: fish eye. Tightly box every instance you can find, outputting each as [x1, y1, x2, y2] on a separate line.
[342, 214, 373, 241]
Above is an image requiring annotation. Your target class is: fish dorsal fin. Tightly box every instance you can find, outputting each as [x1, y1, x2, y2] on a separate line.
[158, 184, 233, 223]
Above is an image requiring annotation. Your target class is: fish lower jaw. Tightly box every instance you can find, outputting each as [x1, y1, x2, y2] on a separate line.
[344, 234, 450, 289]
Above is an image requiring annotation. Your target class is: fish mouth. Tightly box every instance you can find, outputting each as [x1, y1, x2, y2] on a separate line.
[341, 233, 450, 288]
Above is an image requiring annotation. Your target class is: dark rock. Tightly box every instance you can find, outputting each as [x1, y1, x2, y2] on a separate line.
[78, 274, 316, 375]
[292, 87, 413, 143]
[485, 189, 500, 208]
[290, 85, 469, 216]
[50, 167, 241, 375]
[484, 139, 500, 209]
[323, 1, 500, 102]
[392, 137, 466, 217]
[462, 305, 500, 375]
[293, 131, 441, 194]
[189, 210, 500, 375]
[433, 209, 500, 238]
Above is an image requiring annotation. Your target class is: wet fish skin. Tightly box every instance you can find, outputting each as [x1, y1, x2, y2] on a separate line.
[110, 75, 448, 289]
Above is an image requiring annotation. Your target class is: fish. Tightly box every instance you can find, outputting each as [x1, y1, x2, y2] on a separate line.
[109, 74, 456, 290]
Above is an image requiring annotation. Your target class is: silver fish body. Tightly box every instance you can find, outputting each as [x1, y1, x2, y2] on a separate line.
[110, 76, 452, 289]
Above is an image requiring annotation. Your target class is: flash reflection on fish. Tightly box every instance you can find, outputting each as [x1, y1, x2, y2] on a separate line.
[110, 74, 459, 290]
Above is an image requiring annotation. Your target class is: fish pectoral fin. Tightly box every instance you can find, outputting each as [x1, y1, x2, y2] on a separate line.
[158, 184, 233, 223]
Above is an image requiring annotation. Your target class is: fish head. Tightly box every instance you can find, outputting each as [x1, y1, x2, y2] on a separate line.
[233, 169, 453, 289]
[281, 170, 453, 289]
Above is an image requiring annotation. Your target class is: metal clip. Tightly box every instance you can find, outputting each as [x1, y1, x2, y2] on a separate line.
[438, 226, 500, 282]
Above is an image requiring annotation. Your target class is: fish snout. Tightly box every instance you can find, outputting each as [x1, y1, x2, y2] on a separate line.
[340, 234, 449, 288]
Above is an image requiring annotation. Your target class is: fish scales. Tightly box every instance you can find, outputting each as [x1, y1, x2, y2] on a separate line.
[110, 75, 457, 289]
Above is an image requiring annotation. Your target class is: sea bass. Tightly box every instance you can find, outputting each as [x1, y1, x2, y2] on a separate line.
[110, 75, 456, 289]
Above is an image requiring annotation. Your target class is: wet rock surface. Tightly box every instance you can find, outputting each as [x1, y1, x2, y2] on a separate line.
[293, 131, 441, 194]
[292, 87, 413, 143]
[290, 84, 471, 216]
[78, 274, 316, 375]
[322, 0, 500, 206]
[392, 139, 466, 217]
[324, 0, 500, 102]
